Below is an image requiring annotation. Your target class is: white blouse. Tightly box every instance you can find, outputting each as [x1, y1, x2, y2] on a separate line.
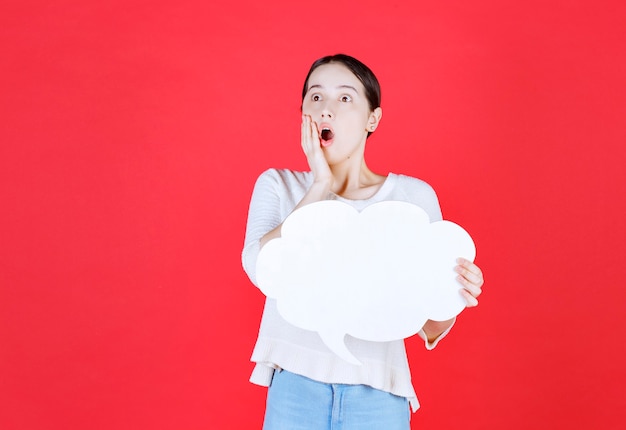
[242, 168, 454, 412]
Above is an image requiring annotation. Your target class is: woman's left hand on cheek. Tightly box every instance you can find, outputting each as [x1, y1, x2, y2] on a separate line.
[455, 258, 484, 307]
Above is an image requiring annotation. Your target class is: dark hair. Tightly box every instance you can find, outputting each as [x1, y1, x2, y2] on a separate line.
[301, 54, 381, 112]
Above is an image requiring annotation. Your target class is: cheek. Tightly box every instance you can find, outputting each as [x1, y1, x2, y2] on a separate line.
[301, 103, 315, 115]
[346, 111, 370, 126]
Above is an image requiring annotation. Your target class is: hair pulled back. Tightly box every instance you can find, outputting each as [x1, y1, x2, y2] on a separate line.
[301, 54, 381, 112]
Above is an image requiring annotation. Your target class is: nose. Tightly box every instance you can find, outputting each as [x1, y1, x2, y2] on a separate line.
[321, 102, 334, 119]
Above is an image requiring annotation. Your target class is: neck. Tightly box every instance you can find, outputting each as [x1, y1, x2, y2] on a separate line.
[329, 159, 386, 199]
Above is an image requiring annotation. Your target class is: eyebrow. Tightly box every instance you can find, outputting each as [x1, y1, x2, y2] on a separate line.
[308, 84, 360, 93]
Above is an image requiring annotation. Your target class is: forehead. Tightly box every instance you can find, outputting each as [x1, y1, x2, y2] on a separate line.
[306, 63, 364, 92]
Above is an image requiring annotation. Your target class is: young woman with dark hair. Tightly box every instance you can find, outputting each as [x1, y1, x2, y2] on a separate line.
[242, 54, 484, 430]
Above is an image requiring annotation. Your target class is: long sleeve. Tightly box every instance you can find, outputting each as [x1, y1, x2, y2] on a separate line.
[241, 169, 284, 287]
[241, 169, 312, 286]
[243, 170, 451, 412]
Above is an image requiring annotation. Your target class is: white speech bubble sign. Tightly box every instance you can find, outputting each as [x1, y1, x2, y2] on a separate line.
[256, 200, 476, 365]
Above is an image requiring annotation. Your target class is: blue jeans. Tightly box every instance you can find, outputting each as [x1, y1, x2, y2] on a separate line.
[262, 370, 410, 430]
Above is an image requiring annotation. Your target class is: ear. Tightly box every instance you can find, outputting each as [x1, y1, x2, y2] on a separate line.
[367, 107, 383, 132]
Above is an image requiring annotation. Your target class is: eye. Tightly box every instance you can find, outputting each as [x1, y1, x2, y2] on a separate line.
[311, 93, 322, 102]
[340, 95, 352, 102]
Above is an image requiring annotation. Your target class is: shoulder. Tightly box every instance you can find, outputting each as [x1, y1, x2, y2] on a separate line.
[388, 173, 442, 221]
[256, 168, 312, 184]
[253, 168, 313, 196]
[391, 173, 438, 196]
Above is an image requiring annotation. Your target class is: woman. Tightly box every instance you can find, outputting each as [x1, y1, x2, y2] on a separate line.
[242, 54, 484, 430]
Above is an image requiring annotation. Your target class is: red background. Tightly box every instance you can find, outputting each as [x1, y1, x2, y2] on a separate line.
[1, 1, 625, 429]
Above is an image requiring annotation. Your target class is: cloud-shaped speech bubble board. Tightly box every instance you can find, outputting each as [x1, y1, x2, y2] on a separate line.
[256, 200, 475, 365]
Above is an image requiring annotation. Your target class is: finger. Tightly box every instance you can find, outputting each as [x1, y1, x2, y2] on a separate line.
[456, 274, 482, 298]
[456, 258, 483, 277]
[460, 289, 479, 307]
[301, 115, 320, 153]
[301, 115, 311, 150]
[455, 260, 484, 287]
[454, 265, 483, 288]
[309, 119, 320, 143]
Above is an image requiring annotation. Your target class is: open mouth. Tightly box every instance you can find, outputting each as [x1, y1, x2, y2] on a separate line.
[320, 127, 335, 146]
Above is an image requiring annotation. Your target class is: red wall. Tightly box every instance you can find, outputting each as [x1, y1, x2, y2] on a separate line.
[2, 1, 625, 428]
